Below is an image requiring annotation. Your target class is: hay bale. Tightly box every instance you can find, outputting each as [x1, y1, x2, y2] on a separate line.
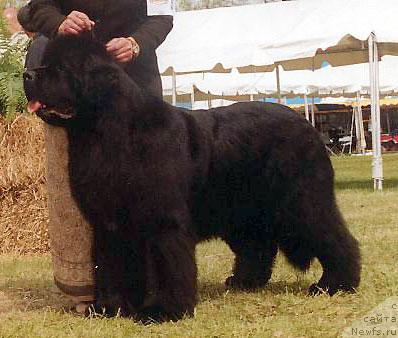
[0, 114, 48, 254]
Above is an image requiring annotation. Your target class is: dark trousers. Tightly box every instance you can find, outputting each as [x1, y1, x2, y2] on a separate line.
[24, 34, 49, 101]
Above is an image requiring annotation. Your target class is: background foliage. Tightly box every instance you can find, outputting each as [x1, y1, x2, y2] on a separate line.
[0, 3, 28, 119]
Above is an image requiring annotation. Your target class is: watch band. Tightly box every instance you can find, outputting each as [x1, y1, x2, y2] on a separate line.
[126, 36, 140, 58]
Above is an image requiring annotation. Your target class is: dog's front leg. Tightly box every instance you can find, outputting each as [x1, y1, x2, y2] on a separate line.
[136, 214, 198, 322]
[94, 227, 138, 316]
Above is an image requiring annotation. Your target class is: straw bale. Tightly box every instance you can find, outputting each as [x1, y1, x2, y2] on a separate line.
[0, 114, 49, 254]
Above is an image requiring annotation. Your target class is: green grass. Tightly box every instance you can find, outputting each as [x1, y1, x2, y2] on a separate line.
[1, 153, 398, 338]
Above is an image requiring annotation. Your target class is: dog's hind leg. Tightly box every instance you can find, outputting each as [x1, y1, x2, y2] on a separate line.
[307, 207, 361, 295]
[269, 143, 361, 296]
[278, 201, 361, 296]
[224, 231, 278, 290]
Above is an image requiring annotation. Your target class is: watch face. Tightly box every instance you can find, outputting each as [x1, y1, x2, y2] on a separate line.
[127, 37, 140, 56]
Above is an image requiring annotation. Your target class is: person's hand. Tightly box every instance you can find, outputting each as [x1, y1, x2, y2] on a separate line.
[106, 37, 139, 63]
[58, 11, 95, 35]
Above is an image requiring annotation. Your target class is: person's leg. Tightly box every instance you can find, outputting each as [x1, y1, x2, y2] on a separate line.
[23, 34, 49, 100]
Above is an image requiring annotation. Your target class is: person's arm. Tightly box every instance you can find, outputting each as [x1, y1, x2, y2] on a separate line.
[22, 0, 66, 38]
[106, 13, 173, 63]
[19, 1, 94, 38]
[131, 15, 173, 56]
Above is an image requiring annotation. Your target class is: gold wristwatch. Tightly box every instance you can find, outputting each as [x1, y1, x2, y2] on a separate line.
[126, 36, 140, 58]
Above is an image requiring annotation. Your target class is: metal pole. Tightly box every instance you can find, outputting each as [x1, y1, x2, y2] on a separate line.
[190, 86, 195, 109]
[172, 70, 177, 106]
[368, 32, 383, 190]
[354, 93, 361, 153]
[275, 64, 282, 104]
[311, 96, 315, 127]
[349, 108, 355, 154]
[356, 92, 366, 154]
[304, 94, 309, 121]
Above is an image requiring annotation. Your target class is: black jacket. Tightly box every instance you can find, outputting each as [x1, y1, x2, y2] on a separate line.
[19, 0, 173, 98]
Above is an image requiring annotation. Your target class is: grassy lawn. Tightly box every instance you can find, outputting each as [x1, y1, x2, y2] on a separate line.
[1, 153, 397, 338]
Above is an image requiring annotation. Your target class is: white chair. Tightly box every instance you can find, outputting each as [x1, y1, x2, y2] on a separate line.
[338, 135, 352, 154]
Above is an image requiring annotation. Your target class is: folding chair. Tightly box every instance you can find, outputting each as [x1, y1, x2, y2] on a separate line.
[338, 135, 353, 154]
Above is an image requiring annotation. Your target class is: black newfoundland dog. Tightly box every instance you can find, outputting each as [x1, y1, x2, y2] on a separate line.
[25, 36, 360, 321]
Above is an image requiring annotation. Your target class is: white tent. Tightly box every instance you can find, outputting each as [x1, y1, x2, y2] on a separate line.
[157, 1, 304, 74]
[162, 56, 398, 98]
[193, 69, 275, 96]
[158, 0, 398, 74]
[309, 56, 398, 96]
[257, 0, 398, 71]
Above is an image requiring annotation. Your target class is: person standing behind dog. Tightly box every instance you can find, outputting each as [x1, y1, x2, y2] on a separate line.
[17, 0, 173, 314]
[18, 0, 173, 98]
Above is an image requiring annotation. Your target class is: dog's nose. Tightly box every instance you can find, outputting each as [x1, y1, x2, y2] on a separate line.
[23, 70, 36, 82]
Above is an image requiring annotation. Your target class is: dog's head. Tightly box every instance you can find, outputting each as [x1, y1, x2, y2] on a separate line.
[25, 35, 121, 126]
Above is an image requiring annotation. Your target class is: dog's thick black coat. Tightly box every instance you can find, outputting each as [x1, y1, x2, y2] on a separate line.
[27, 36, 361, 321]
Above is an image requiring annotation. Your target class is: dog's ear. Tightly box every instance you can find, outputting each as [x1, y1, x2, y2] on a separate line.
[81, 64, 119, 104]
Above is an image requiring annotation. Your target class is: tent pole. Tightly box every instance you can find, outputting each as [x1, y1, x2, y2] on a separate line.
[354, 93, 361, 153]
[355, 91, 366, 154]
[172, 70, 177, 106]
[386, 111, 391, 133]
[349, 107, 355, 154]
[275, 64, 282, 104]
[311, 96, 315, 127]
[368, 32, 383, 190]
[190, 86, 195, 109]
[304, 94, 309, 121]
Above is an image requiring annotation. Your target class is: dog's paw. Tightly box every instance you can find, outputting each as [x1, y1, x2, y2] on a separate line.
[225, 275, 266, 291]
[308, 283, 330, 296]
[93, 293, 132, 317]
[308, 282, 357, 296]
[135, 305, 193, 324]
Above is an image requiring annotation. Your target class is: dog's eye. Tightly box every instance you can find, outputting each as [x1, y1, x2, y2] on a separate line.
[55, 65, 71, 74]
[30, 65, 69, 74]
[31, 65, 49, 72]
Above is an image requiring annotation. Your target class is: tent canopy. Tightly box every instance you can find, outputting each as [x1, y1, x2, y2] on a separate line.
[162, 56, 398, 100]
[157, 0, 398, 74]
